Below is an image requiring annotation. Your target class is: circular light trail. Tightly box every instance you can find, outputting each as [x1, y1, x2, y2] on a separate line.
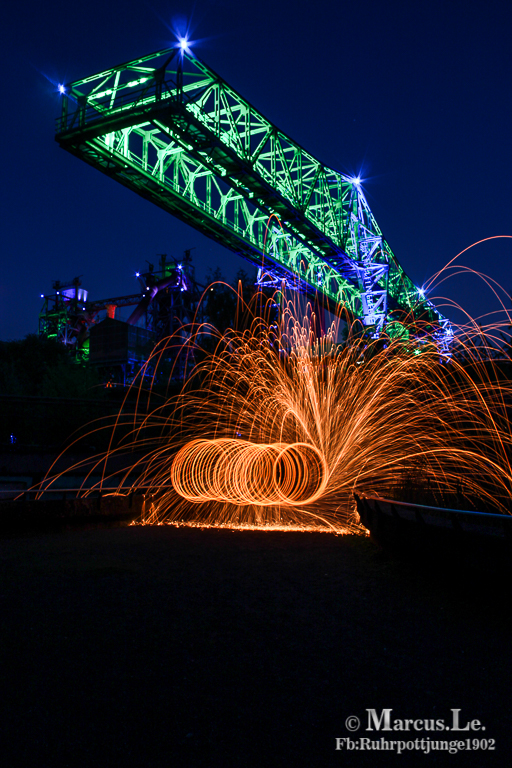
[171, 439, 328, 506]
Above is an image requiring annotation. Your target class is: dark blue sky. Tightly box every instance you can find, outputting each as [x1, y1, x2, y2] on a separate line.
[1, 0, 511, 340]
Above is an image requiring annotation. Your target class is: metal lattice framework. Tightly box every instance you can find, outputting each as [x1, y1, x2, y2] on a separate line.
[55, 47, 451, 342]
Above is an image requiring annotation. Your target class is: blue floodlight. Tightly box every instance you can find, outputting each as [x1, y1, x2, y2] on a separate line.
[58, 84, 66, 94]
[178, 36, 191, 54]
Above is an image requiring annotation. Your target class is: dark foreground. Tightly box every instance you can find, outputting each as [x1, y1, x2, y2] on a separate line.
[0, 525, 510, 767]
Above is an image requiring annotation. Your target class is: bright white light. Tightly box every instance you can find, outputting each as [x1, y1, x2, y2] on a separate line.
[178, 37, 190, 53]
[350, 176, 361, 186]
[177, 264, 183, 270]
[419, 288, 425, 298]
[135, 272, 140, 277]
[40, 294, 44, 298]
[58, 84, 66, 94]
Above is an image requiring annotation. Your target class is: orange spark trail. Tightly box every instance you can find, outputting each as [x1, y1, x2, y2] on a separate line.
[38, 262, 512, 533]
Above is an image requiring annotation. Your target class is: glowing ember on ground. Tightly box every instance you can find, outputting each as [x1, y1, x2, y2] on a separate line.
[133, 520, 353, 534]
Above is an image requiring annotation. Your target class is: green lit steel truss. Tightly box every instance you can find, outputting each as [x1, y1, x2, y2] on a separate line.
[55, 47, 450, 340]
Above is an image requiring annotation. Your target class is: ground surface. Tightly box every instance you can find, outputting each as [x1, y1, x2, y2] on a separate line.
[0, 524, 510, 767]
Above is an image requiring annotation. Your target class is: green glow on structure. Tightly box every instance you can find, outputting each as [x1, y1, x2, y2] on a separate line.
[55, 48, 448, 338]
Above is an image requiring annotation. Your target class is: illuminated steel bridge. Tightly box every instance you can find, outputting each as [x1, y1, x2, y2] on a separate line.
[55, 47, 451, 346]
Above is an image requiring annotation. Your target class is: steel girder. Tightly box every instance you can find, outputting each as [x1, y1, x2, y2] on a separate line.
[55, 47, 449, 338]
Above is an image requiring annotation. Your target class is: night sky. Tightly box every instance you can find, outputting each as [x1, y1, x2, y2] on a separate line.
[2, 0, 511, 340]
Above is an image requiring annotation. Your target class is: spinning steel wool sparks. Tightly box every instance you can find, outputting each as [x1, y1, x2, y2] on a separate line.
[38, 274, 512, 534]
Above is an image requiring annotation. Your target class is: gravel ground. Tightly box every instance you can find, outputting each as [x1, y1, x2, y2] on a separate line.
[0, 524, 510, 767]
